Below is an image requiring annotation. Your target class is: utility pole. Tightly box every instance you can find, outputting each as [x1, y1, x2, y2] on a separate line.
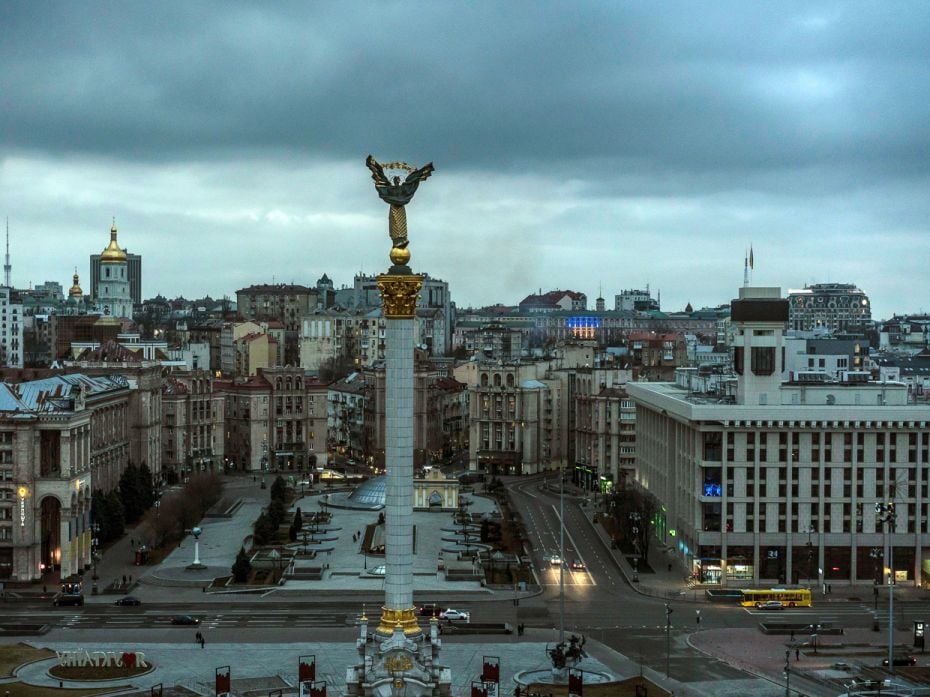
[876, 501, 896, 674]
[559, 466, 565, 644]
[665, 603, 673, 678]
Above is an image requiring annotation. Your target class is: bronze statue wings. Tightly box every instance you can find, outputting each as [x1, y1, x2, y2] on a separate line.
[366, 155, 435, 187]
[366, 155, 391, 187]
[404, 162, 434, 185]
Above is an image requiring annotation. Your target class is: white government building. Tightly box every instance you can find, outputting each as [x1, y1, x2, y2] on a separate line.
[628, 287, 930, 588]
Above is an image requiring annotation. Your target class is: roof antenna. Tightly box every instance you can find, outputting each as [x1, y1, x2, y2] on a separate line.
[4, 217, 10, 288]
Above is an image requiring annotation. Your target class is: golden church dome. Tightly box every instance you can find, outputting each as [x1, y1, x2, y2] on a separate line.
[69, 269, 83, 298]
[100, 222, 127, 263]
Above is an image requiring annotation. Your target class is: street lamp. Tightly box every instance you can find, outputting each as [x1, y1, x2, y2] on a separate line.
[91, 522, 100, 595]
[875, 501, 897, 674]
[869, 547, 883, 617]
[805, 525, 816, 583]
[261, 436, 268, 489]
[665, 603, 673, 678]
[783, 648, 790, 697]
[629, 511, 642, 577]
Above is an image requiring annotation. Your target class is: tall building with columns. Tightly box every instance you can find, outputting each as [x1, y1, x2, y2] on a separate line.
[0, 374, 130, 581]
[92, 222, 133, 319]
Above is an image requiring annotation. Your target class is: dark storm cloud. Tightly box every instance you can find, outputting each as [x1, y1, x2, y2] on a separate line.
[2, 2, 929, 317]
[3, 1, 930, 183]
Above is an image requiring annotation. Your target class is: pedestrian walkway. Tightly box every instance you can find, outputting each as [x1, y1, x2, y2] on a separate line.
[79, 474, 532, 602]
[9, 630, 713, 697]
[689, 625, 918, 695]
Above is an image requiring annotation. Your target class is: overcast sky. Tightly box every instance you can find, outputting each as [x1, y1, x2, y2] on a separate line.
[2, 2, 929, 319]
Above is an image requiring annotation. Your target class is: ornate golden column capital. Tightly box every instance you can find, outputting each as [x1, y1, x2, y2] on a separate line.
[377, 274, 424, 319]
[377, 606, 421, 636]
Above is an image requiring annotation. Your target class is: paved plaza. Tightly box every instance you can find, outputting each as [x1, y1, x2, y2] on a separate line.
[7, 474, 917, 696]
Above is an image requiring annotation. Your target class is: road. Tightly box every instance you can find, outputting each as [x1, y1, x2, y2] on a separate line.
[2, 473, 920, 697]
[504, 474, 924, 696]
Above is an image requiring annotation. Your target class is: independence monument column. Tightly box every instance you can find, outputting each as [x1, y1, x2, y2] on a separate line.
[366, 155, 434, 636]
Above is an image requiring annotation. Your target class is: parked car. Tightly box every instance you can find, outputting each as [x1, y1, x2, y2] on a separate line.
[52, 593, 84, 607]
[418, 603, 441, 617]
[883, 655, 917, 666]
[114, 596, 142, 606]
[440, 609, 470, 622]
[170, 615, 200, 626]
[570, 559, 586, 570]
[755, 600, 785, 610]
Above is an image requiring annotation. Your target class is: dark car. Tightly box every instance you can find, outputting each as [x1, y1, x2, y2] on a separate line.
[418, 603, 441, 617]
[52, 593, 84, 607]
[883, 655, 917, 667]
[570, 559, 586, 570]
[114, 596, 142, 606]
[170, 615, 200, 625]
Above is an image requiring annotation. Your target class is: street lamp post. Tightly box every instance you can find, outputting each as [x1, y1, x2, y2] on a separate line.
[665, 603, 673, 679]
[630, 511, 642, 581]
[875, 501, 897, 674]
[559, 462, 565, 645]
[91, 522, 100, 595]
[784, 648, 790, 697]
[261, 437, 268, 488]
[805, 525, 815, 583]
[870, 547, 883, 612]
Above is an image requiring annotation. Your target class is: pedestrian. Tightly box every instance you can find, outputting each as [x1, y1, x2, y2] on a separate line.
[128, 575, 132, 584]
[200, 635, 205, 649]
[790, 629, 795, 641]
[122, 574, 127, 586]
[695, 610, 701, 626]
[795, 647, 800, 661]
[668, 562, 672, 573]
[130, 537, 134, 547]
[195, 631, 201, 643]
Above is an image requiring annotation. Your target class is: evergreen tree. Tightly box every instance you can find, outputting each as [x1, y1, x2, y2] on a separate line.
[480, 518, 491, 543]
[253, 512, 274, 546]
[270, 475, 287, 502]
[91, 489, 108, 541]
[138, 461, 156, 510]
[232, 546, 252, 583]
[105, 489, 126, 539]
[268, 497, 287, 529]
[288, 508, 303, 542]
[119, 462, 143, 522]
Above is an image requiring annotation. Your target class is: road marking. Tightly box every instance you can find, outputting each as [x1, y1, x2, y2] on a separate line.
[551, 502, 596, 587]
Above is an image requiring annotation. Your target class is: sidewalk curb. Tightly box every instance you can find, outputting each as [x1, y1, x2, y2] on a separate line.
[580, 502, 707, 604]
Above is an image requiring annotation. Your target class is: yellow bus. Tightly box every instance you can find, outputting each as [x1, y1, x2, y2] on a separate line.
[740, 588, 812, 608]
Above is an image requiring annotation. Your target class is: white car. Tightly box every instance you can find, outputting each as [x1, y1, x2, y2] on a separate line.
[440, 608, 470, 622]
[548, 554, 563, 567]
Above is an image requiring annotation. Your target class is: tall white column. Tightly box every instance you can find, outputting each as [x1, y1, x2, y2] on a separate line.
[376, 271, 423, 636]
[383, 318, 414, 612]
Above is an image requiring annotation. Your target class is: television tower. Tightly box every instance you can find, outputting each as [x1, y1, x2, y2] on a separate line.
[4, 218, 10, 287]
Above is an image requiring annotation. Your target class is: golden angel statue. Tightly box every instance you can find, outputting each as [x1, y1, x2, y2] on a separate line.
[366, 155, 434, 263]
